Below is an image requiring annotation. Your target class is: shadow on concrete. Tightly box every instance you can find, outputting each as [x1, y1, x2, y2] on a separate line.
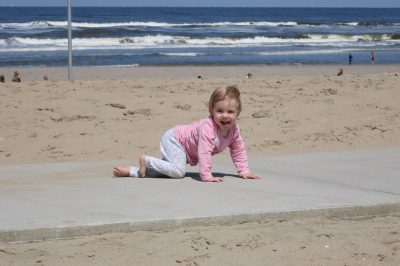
[185, 171, 239, 181]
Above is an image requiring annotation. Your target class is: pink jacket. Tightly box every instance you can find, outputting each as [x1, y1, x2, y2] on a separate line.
[173, 116, 250, 181]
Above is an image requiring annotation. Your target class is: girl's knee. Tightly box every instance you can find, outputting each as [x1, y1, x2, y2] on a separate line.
[171, 170, 185, 179]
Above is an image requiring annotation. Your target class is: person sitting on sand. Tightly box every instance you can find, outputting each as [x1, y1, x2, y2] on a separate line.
[12, 71, 21, 82]
[337, 68, 343, 76]
[0, 75, 4, 82]
[113, 85, 261, 182]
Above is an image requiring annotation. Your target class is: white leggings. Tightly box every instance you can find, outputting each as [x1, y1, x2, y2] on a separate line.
[143, 129, 186, 178]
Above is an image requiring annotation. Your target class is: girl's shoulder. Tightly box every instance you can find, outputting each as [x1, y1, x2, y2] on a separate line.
[195, 116, 214, 127]
[175, 116, 215, 135]
[196, 116, 218, 135]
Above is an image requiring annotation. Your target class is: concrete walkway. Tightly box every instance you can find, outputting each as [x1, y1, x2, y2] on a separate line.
[1, 147, 400, 242]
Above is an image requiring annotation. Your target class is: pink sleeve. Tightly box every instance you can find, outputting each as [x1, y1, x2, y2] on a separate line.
[197, 123, 216, 181]
[229, 126, 250, 176]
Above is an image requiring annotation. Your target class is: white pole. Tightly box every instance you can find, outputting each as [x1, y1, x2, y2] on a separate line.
[67, 0, 73, 81]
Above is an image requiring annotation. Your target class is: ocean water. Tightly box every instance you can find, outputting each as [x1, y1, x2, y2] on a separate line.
[0, 7, 399, 67]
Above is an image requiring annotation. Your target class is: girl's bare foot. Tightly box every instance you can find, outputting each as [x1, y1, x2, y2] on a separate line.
[138, 155, 146, 177]
[113, 166, 130, 177]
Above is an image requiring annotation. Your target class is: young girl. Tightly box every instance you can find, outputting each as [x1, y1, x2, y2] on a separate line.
[113, 85, 261, 182]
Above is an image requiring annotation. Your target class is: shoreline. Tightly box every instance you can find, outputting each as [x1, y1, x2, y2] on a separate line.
[1, 64, 399, 81]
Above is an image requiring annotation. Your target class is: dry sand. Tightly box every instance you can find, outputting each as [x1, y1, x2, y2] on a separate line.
[0, 65, 399, 165]
[1, 214, 400, 266]
[0, 65, 400, 265]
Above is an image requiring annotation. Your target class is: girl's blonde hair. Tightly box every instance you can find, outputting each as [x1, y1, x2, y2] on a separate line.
[208, 85, 242, 114]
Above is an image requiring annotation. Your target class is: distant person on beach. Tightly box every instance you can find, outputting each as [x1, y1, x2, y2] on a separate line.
[113, 85, 261, 182]
[371, 49, 375, 64]
[348, 52, 353, 65]
[43, 74, 48, 80]
[0, 75, 4, 82]
[12, 71, 21, 82]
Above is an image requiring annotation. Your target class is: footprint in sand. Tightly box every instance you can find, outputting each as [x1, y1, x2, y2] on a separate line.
[124, 108, 152, 116]
[252, 110, 271, 118]
[106, 103, 126, 109]
[174, 104, 191, 111]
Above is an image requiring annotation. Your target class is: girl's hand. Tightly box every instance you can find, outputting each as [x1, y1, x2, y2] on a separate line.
[204, 177, 224, 182]
[240, 173, 261, 180]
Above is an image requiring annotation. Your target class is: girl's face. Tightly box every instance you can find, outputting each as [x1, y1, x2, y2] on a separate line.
[211, 98, 240, 136]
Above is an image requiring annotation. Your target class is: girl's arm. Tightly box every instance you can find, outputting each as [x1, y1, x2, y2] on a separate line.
[197, 123, 218, 182]
[230, 126, 261, 179]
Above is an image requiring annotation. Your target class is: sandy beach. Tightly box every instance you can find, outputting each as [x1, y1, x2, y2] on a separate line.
[1, 213, 399, 266]
[0, 64, 399, 165]
[1, 64, 400, 265]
